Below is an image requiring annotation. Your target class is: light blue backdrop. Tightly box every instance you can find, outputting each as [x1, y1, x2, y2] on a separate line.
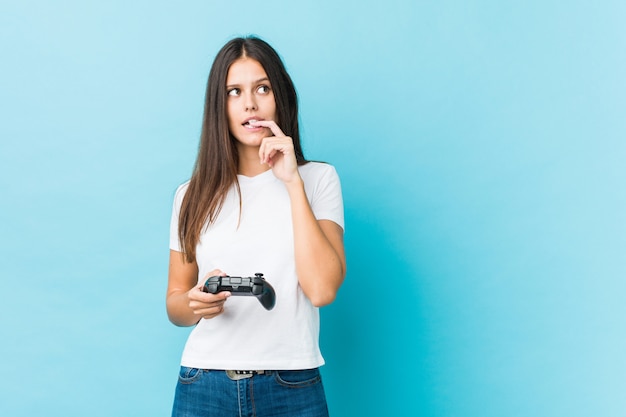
[1, 1, 624, 416]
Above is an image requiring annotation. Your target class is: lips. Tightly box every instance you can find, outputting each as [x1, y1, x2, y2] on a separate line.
[242, 117, 264, 128]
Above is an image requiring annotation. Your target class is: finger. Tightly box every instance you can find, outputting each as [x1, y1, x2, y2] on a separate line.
[196, 305, 225, 319]
[250, 120, 285, 137]
[190, 287, 231, 302]
[260, 137, 292, 164]
[190, 301, 223, 312]
[265, 148, 278, 163]
[197, 269, 227, 292]
[259, 140, 273, 164]
[202, 291, 231, 302]
[261, 147, 281, 165]
[202, 269, 226, 280]
[189, 292, 230, 311]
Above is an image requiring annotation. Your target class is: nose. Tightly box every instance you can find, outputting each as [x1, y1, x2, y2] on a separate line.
[245, 93, 258, 111]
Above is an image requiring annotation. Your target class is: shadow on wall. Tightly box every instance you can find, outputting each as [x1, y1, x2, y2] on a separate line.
[320, 204, 434, 415]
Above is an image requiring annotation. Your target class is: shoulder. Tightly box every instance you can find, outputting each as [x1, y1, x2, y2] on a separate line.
[298, 162, 344, 227]
[298, 162, 343, 200]
[298, 161, 340, 182]
[172, 180, 191, 206]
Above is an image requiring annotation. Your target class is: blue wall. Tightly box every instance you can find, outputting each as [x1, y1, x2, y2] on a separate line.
[1, 1, 624, 416]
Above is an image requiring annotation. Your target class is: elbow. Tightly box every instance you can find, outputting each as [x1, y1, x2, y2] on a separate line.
[301, 265, 346, 307]
[167, 311, 199, 327]
[167, 309, 190, 327]
[308, 290, 337, 308]
[306, 280, 342, 307]
[166, 294, 199, 327]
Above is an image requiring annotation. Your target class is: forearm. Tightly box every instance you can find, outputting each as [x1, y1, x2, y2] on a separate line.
[166, 290, 200, 327]
[166, 250, 202, 327]
[286, 178, 346, 307]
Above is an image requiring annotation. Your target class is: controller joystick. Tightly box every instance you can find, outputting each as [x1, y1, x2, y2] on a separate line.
[202, 273, 276, 311]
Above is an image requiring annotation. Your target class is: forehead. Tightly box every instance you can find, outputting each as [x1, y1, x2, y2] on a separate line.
[226, 58, 268, 84]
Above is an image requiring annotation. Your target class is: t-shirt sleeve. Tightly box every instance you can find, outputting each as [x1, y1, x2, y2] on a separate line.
[169, 183, 189, 252]
[309, 164, 345, 230]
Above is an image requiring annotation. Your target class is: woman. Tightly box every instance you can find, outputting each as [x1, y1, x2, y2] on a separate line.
[166, 36, 346, 416]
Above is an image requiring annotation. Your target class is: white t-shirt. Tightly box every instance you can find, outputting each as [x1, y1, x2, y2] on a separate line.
[169, 162, 344, 370]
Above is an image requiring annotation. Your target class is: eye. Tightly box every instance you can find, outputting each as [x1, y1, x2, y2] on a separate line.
[227, 88, 240, 97]
[257, 85, 271, 94]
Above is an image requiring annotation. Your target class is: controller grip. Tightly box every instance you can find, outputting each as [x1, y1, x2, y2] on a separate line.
[258, 280, 276, 310]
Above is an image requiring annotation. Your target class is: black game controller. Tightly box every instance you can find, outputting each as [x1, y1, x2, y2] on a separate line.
[203, 273, 276, 311]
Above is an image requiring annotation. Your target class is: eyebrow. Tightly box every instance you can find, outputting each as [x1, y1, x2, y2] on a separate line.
[226, 77, 270, 89]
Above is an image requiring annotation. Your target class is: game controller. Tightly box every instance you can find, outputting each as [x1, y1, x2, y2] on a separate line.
[203, 273, 276, 311]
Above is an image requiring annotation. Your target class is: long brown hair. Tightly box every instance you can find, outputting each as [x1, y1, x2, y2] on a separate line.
[178, 36, 307, 263]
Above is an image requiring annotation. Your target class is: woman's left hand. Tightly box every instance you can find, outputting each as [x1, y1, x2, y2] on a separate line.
[252, 120, 301, 184]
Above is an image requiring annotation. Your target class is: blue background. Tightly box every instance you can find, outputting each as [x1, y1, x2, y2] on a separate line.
[1, 1, 625, 416]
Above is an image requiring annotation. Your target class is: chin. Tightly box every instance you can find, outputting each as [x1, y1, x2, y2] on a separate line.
[234, 134, 264, 148]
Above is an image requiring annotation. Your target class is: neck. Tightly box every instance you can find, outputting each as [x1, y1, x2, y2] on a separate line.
[237, 145, 270, 177]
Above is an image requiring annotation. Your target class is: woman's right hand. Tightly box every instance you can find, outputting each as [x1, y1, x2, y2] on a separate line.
[187, 269, 231, 320]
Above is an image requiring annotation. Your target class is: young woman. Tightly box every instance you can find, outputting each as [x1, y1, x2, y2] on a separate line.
[166, 36, 346, 416]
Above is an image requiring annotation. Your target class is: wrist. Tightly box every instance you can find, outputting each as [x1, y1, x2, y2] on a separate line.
[283, 174, 304, 194]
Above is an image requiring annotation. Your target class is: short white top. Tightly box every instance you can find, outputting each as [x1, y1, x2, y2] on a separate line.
[169, 162, 344, 370]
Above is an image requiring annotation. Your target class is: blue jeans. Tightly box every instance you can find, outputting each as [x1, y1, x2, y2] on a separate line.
[172, 367, 330, 417]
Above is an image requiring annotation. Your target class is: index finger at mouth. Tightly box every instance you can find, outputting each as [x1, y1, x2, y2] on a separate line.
[252, 120, 285, 137]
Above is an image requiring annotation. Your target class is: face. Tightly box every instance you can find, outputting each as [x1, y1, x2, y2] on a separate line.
[226, 57, 276, 149]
